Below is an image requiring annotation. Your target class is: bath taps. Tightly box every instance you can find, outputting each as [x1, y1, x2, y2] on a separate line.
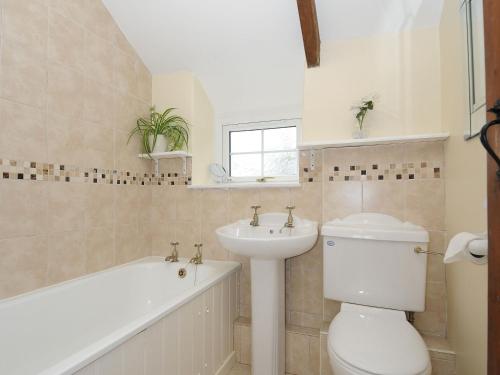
[189, 243, 203, 265]
[279, 206, 295, 233]
[165, 241, 179, 262]
[250, 205, 261, 227]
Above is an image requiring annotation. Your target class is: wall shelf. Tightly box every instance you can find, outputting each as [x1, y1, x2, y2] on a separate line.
[297, 133, 449, 150]
[138, 151, 191, 175]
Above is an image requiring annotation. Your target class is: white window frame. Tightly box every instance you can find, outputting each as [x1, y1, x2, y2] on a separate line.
[222, 118, 300, 182]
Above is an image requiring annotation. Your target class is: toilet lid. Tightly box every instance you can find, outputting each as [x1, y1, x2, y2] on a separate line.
[328, 305, 429, 375]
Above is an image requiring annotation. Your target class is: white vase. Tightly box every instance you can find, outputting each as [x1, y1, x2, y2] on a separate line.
[148, 135, 168, 153]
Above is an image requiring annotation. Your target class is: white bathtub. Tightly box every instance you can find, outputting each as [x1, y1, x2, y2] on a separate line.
[0, 257, 240, 375]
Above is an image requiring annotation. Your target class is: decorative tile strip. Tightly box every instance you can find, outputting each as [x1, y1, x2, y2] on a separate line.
[0, 158, 192, 186]
[326, 161, 442, 182]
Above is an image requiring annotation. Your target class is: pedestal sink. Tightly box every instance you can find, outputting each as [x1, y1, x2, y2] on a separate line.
[216, 213, 318, 375]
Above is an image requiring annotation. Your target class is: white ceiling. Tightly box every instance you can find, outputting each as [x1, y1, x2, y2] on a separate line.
[103, 0, 443, 119]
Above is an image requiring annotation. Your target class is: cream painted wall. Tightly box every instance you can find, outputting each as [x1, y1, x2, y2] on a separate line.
[152, 72, 215, 184]
[440, 0, 488, 373]
[302, 28, 442, 143]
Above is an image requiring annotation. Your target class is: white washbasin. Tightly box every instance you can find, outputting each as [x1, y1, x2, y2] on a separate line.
[216, 213, 318, 260]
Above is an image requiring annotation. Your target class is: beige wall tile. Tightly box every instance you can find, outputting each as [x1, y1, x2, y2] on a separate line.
[405, 179, 446, 231]
[113, 51, 138, 95]
[0, 235, 48, 298]
[47, 64, 85, 119]
[289, 182, 322, 223]
[2, 0, 48, 45]
[115, 223, 141, 264]
[0, 63, 47, 109]
[84, 184, 115, 229]
[228, 189, 261, 222]
[200, 189, 229, 225]
[47, 182, 86, 233]
[323, 181, 362, 221]
[0, 181, 47, 239]
[0, 99, 47, 161]
[48, 0, 87, 22]
[48, 10, 85, 71]
[85, 32, 115, 87]
[86, 225, 115, 273]
[83, 79, 115, 126]
[362, 180, 405, 218]
[47, 230, 86, 284]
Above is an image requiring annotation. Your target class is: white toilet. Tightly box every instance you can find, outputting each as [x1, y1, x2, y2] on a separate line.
[321, 213, 432, 375]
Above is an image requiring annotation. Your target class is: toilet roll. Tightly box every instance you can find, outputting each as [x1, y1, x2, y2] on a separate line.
[444, 232, 488, 264]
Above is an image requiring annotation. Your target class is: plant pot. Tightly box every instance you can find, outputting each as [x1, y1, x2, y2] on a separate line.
[148, 135, 168, 153]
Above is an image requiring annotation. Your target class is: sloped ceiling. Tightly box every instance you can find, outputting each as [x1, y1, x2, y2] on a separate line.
[103, 0, 443, 119]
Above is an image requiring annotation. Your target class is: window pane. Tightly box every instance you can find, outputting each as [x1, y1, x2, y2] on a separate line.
[231, 153, 262, 177]
[263, 127, 296, 151]
[263, 152, 297, 176]
[230, 130, 261, 153]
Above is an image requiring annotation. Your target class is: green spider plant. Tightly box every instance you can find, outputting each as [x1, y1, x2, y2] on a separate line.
[128, 107, 189, 157]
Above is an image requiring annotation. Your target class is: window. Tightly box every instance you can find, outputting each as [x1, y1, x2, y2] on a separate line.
[223, 119, 299, 181]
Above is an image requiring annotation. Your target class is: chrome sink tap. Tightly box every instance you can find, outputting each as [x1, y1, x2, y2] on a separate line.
[165, 241, 179, 262]
[249, 205, 261, 227]
[189, 243, 203, 265]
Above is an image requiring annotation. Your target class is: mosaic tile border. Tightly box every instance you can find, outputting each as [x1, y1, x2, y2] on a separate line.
[326, 161, 442, 182]
[0, 159, 192, 186]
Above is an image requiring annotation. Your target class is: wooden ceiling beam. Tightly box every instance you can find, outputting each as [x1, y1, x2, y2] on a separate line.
[297, 0, 320, 68]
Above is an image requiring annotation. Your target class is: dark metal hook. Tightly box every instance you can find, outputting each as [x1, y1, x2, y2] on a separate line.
[480, 100, 500, 179]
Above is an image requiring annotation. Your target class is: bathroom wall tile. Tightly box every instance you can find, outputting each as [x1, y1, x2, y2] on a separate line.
[114, 185, 141, 227]
[427, 231, 447, 283]
[239, 323, 252, 365]
[152, 221, 175, 257]
[47, 230, 86, 284]
[200, 189, 229, 225]
[110, 22, 137, 57]
[48, 10, 85, 71]
[286, 332, 310, 374]
[84, 184, 115, 229]
[114, 128, 152, 173]
[0, 181, 48, 239]
[0, 63, 47, 109]
[113, 50, 138, 95]
[113, 93, 145, 132]
[115, 223, 141, 264]
[323, 181, 362, 222]
[202, 221, 230, 260]
[362, 180, 405, 218]
[47, 182, 86, 233]
[151, 186, 176, 222]
[310, 335, 321, 375]
[228, 189, 261, 222]
[83, 0, 115, 41]
[431, 358, 456, 375]
[288, 311, 323, 330]
[405, 141, 445, 169]
[48, 0, 87, 23]
[288, 242, 323, 317]
[83, 79, 115, 126]
[85, 226, 115, 273]
[1, 0, 48, 44]
[0, 235, 48, 298]
[47, 64, 85, 119]
[84, 32, 115, 87]
[323, 298, 341, 322]
[174, 221, 202, 258]
[0, 23, 47, 67]
[414, 310, 447, 338]
[320, 333, 333, 375]
[404, 179, 445, 231]
[175, 186, 201, 222]
[289, 182, 322, 223]
[258, 188, 291, 213]
[0, 99, 47, 161]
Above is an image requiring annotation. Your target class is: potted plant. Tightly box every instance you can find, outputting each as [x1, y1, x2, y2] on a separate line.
[351, 97, 375, 139]
[128, 106, 189, 155]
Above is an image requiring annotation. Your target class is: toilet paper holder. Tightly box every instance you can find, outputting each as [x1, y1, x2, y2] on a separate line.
[414, 238, 488, 260]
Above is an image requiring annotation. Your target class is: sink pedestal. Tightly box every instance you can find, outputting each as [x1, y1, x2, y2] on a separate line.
[250, 258, 285, 375]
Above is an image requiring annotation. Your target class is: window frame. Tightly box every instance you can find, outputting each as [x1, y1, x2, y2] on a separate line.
[222, 118, 300, 182]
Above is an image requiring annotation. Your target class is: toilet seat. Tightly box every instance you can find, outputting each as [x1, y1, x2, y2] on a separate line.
[327, 303, 431, 375]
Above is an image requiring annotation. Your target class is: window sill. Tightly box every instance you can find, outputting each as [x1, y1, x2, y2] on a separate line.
[187, 181, 301, 190]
